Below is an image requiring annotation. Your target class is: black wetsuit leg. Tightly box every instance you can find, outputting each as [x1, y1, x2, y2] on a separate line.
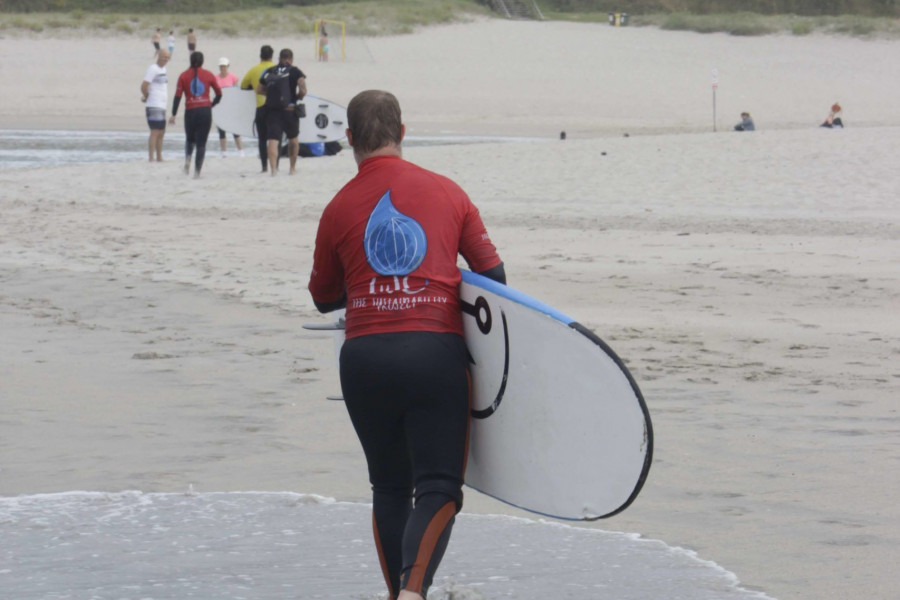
[184, 109, 197, 161]
[186, 106, 212, 173]
[255, 106, 268, 171]
[340, 331, 470, 599]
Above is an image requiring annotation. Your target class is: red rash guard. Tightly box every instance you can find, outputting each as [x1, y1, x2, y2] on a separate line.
[174, 68, 221, 110]
[309, 155, 501, 339]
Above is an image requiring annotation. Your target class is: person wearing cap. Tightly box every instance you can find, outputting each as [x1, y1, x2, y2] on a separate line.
[214, 57, 244, 157]
[734, 111, 755, 131]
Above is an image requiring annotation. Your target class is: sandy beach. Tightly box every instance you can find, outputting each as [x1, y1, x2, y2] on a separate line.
[1, 18, 899, 600]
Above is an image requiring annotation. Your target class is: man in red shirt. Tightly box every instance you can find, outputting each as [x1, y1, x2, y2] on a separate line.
[309, 90, 505, 600]
[169, 51, 222, 178]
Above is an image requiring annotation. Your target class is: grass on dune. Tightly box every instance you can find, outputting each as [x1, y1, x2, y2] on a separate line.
[2, 1, 899, 39]
[0, 0, 492, 38]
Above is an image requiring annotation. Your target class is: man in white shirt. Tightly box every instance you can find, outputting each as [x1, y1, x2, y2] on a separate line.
[141, 49, 170, 162]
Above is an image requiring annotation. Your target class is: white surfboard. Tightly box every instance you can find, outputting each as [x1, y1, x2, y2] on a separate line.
[459, 270, 651, 520]
[212, 87, 347, 144]
[302, 271, 652, 521]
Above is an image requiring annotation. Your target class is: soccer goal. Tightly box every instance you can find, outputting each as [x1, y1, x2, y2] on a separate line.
[314, 19, 346, 62]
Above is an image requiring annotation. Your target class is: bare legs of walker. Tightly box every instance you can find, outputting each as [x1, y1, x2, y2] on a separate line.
[148, 129, 164, 162]
[266, 136, 299, 175]
[266, 139, 280, 175]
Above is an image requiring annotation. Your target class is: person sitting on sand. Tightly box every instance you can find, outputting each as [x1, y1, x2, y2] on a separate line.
[734, 112, 755, 132]
[821, 103, 843, 129]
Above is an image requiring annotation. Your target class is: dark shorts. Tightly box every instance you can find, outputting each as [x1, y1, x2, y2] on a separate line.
[188, 43, 196, 51]
[266, 107, 300, 141]
[217, 127, 240, 140]
[146, 106, 166, 130]
[153, 42, 160, 50]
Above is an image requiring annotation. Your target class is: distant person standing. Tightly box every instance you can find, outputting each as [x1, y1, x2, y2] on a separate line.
[318, 25, 329, 62]
[734, 112, 755, 131]
[167, 30, 175, 55]
[151, 28, 161, 56]
[240, 45, 275, 173]
[257, 48, 306, 175]
[169, 51, 222, 178]
[140, 49, 170, 162]
[214, 57, 244, 157]
[187, 28, 197, 52]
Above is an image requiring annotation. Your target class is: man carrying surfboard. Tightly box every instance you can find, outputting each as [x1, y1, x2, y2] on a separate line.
[308, 90, 506, 600]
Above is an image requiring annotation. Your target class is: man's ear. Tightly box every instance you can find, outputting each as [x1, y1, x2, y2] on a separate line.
[346, 128, 354, 147]
[399, 124, 405, 143]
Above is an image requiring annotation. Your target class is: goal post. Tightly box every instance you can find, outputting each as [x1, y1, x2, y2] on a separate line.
[314, 19, 346, 62]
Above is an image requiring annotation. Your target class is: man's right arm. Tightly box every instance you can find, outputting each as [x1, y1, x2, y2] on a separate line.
[255, 67, 271, 96]
[296, 76, 307, 100]
[140, 81, 149, 101]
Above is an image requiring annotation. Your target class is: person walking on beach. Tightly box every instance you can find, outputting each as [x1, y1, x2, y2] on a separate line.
[256, 48, 306, 176]
[308, 90, 506, 600]
[169, 51, 222, 178]
[167, 31, 175, 55]
[214, 57, 243, 157]
[141, 49, 170, 162]
[734, 111, 755, 131]
[240, 45, 275, 173]
[151, 28, 161, 56]
[187, 28, 197, 52]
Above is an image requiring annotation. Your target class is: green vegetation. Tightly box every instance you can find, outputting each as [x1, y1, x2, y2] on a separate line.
[0, 0, 491, 37]
[534, 1, 899, 17]
[536, 1, 900, 37]
[1, 0, 898, 38]
[634, 12, 899, 37]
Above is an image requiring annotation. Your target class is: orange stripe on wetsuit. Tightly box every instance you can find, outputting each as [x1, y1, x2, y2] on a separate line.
[373, 511, 397, 598]
[403, 500, 458, 595]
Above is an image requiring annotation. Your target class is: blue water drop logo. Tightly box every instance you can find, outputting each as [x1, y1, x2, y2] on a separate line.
[364, 190, 427, 276]
[190, 77, 205, 97]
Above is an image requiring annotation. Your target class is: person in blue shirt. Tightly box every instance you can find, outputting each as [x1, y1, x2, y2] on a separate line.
[734, 112, 755, 131]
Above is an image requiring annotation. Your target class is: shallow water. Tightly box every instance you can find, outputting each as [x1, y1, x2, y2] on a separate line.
[0, 130, 542, 170]
[0, 491, 775, 600]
